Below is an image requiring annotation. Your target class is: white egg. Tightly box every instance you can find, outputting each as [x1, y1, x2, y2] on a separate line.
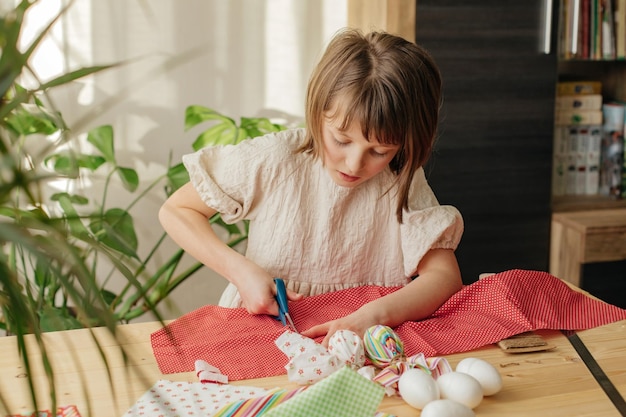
[436, 371, 483, 409]
[456, 357, 503, 396]
[421, 399, 476, 417]
[397, 368, 440, 409]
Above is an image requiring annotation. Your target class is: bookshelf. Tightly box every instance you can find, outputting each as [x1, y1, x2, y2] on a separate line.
[554, 0, 626, 211]
[550, 1, 626, 302]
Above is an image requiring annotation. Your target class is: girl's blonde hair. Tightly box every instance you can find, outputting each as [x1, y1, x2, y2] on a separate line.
[300, 28, 443, 223]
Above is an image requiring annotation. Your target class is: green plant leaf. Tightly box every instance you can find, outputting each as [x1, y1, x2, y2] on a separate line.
[166, 162, 190, 194]
[54, 192, 91, 239]
[210, 213, 242, 236]
[38, 65, 115, 91]
[78, 154, 107, 171]
[0, 206, 41, 221]
[34, 257, 51, 290]
[39, 306, 83, 332]
[87, 125, 115, 162]
[0, 1, 29, 101]
[240, 117, 285, 139]
[50, 193, 89, 205]
[192, 122, 240, 149]
[184, 105, 235, 131]
[89, 208, 139, 259]
[46, 152, 107, 176]
[5, 103, 61, 136]
[100, 289, 118, 306]
[44, 153, 80, 177]
[117, 167, 139, 192]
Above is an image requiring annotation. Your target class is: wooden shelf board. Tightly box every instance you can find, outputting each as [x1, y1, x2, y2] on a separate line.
[552, 195, 626, 212]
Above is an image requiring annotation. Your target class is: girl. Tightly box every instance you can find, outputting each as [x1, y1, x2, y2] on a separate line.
[159, 29, 464, 345]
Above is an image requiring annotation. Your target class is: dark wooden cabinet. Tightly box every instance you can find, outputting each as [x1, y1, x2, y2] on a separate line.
[416, 1, 559, 283]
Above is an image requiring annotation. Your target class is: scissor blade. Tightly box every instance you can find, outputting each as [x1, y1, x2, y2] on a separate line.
[284, 312, 299, 334]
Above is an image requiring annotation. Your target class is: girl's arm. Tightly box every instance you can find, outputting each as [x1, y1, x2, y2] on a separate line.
[301, 248, 462, 345]
[158, 182, 301, 316]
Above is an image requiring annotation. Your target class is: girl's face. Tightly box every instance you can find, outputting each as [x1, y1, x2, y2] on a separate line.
[321, 117, 399, 188]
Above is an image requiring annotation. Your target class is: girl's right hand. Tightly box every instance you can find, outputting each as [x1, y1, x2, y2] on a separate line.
[159, 184, 304, 315]
[233, 261, 303, 316]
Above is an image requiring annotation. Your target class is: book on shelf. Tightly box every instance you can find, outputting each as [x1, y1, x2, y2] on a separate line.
[554, 124, 603, 195]
[555, 93, 603, 109]
[555, 82, 603, 126]
[556, 81, 602, 95]
[599, 102, 625, 197]
[585, 125, 603, 194]
[602, 0, 616, 59]
[558, 0, 619, 60]
[555, 108, 603, 125]
[591, 0, 601, 59]
[553, 81, 605, 197]
[616, 0, 626, 59]
[560, 0, 585, 58]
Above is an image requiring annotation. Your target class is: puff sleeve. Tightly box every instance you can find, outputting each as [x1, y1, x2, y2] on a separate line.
[182, 132, 292, 224]
[400, 169, 464, 276]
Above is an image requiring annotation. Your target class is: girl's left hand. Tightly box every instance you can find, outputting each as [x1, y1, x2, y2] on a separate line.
[300, 308, 378, 347]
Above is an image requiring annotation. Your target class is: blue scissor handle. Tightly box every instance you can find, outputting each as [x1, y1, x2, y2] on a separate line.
[274, 278, 288, 325]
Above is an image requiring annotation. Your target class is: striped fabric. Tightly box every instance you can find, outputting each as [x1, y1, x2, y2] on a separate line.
[214, 387, 307, 416]
[373, 353, 452, 388]
[213, 375, 394, 417]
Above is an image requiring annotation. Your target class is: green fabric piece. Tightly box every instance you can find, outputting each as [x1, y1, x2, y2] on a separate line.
[264, 366, 385, 417]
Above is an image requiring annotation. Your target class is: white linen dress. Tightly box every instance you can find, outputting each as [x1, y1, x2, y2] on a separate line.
[182, 128, 464, 307]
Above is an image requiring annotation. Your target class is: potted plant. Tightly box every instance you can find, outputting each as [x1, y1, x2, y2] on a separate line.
[0, 0, 287, 412]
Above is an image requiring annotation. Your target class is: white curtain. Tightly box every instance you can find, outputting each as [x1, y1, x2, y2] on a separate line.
[23, 0, 347, 319]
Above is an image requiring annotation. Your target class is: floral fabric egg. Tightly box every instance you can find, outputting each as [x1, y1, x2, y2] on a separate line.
[328, 329, 366, 369]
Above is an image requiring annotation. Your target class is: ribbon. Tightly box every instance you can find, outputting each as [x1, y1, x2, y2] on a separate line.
[363, 325, 451, 393]
[195, 359, 229, 384]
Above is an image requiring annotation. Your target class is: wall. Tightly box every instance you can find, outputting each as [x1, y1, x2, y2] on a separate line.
[25, 0, 347, 320]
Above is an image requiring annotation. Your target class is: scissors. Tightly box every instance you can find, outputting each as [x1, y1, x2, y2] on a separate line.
[274, 278, 299, 333]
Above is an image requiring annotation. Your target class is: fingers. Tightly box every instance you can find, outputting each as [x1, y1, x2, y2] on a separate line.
[245, 297, 278, 316]
[301, 323, 328, 339]
[287, 289, 304, 301]
[301, 323, 335, 347]
[267, 298, 280, 317]
[241, 285, 279, 316]
[242, 287, 301, 316]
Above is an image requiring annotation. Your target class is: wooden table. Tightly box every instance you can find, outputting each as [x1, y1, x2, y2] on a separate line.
[550, 208, 626, 286]
[0, 319, 625, 417]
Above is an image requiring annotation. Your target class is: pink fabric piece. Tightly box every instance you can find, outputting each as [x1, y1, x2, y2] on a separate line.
[151, 270, 626, 380]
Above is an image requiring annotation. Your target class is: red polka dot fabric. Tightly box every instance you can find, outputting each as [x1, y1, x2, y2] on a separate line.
[151, 269, 626, 380]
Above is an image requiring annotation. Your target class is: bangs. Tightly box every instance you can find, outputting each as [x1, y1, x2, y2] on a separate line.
[327, 83, 405, 147]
